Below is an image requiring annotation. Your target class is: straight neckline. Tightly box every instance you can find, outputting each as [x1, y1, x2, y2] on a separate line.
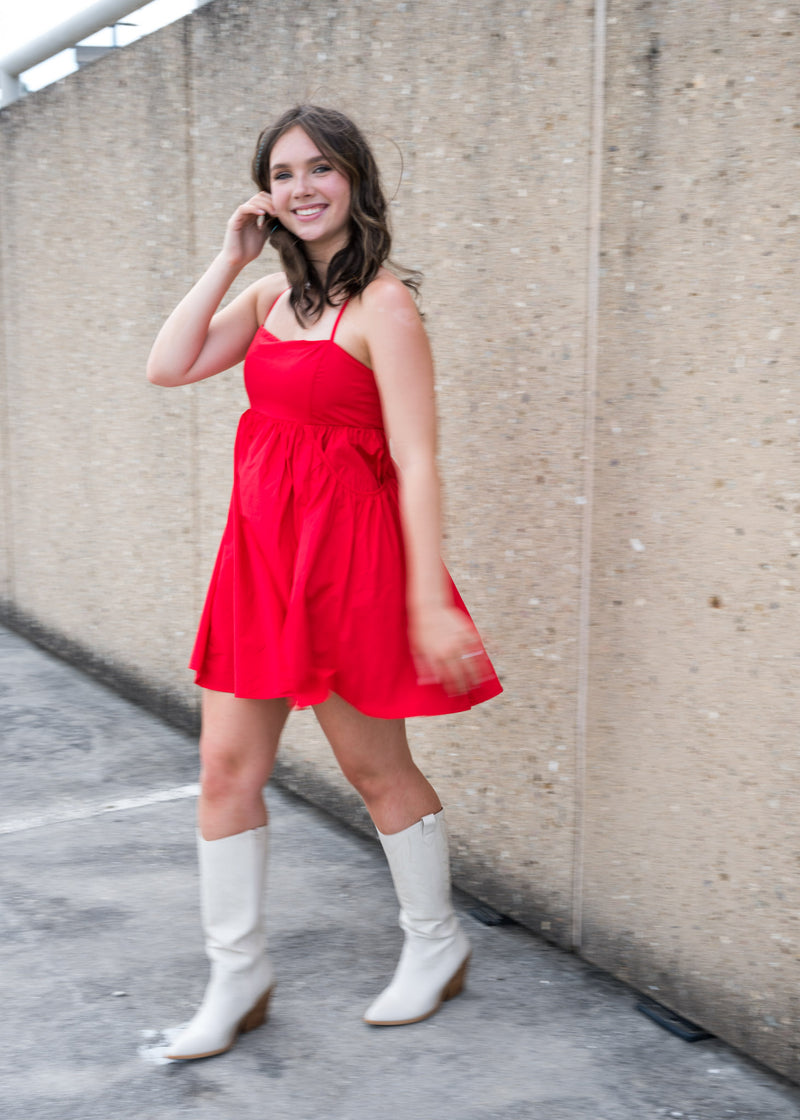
[257, 327, 373, 374]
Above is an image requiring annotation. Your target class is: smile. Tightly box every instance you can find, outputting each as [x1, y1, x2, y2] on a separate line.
[293, 205, 327, 218]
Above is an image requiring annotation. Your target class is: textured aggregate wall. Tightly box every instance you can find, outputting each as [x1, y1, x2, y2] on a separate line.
[584, 1, 800, 1083]
[0, 0, 797, 1084]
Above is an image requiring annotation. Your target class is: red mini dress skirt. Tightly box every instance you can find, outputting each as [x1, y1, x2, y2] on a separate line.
[189, 297, 502, 717]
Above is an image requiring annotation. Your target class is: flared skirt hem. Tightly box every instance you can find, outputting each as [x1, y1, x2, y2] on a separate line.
[189, 659, 503, 719]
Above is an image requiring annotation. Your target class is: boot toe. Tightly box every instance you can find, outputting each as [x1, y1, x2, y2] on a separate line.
[166, 968, 275, 1060]
[363, 942, 470, 1026]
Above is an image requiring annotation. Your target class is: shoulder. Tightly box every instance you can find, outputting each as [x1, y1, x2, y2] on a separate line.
[253, 272, 289, 323]
[356, 271, 423, 345]
[355, 271, 432, 380]
[360, 269, 419, 319]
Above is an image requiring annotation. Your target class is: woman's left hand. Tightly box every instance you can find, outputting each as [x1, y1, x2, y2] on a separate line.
[410, 606, 493, 696]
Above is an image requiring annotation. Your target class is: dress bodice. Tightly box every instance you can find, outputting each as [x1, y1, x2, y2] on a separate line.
[243, 328, 385, 430]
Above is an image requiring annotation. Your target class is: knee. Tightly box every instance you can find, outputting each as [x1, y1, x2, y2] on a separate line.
[340, 760, 394, 806]
[199, 739, 266, 804]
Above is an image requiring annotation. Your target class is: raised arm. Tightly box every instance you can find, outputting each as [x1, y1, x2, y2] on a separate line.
[363, 276, 490, 695]
[146, 191, 283, 387]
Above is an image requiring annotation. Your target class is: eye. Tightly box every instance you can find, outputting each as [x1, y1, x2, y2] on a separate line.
[271, 171, 291, 181]
[313, 163, 332, 174]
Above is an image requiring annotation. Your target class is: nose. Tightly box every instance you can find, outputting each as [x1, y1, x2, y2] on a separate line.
[292, 171, 314, 197]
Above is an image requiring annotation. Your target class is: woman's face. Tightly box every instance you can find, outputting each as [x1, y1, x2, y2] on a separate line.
[268, 125, 352, 259]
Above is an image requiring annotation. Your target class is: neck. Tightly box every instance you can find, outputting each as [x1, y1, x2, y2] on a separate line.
[307, 227, 350, 287]
[309, 255, 330, 285]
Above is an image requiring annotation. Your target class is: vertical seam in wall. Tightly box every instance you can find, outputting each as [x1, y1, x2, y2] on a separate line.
[572, 0, 607, 951]
[182, 17, 200, 621]
[0, 125, 17, 602]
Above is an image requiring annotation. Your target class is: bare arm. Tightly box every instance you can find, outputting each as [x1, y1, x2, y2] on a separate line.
[363, 277, 490, 695]
[146, 191, 281, 387]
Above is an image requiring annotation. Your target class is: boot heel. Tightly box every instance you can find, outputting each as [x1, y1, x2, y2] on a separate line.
[442, 954, 470, 1002]
[240, 984, 275, 1034]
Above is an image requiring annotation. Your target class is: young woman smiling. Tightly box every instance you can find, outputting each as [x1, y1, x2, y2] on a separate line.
[147, 104, 501, 1060]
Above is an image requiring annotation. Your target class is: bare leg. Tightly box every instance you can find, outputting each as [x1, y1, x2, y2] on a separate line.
[167, 689, 289, 1060]
[198, 689, 290, 840]
[313, 693, 469, 1026]
[312, 692, 441, 833]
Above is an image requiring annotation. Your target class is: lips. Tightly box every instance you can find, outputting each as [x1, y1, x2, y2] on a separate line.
[293, 204, 327, 219]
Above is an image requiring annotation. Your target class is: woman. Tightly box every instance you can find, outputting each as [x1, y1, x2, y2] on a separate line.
[147, 105, 502, 1061]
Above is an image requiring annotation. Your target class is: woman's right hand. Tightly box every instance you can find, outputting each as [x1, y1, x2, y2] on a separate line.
[222, 191, 277, 268]
[146, 189, 284, 387]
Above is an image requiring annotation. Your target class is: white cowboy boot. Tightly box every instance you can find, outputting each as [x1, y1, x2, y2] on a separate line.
[167, 826, 275, 1060]
[364, 810, 471, 1026]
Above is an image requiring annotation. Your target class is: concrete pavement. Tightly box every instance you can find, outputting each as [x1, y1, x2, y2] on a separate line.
[1, 623, 798, 1120]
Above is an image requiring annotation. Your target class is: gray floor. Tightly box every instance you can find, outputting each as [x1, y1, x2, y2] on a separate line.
[1, 625, 798, 1120]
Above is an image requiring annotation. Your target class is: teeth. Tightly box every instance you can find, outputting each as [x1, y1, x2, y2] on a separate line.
[296, 206, 324, 216]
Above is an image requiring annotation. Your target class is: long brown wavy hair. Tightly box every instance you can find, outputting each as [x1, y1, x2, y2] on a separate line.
[251, 105, 419, 324]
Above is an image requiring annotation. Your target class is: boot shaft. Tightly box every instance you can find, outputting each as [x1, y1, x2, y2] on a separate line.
[198, 826, 269, 969]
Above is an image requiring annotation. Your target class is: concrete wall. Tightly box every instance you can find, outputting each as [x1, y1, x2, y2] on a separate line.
[0, 0, 797, 1083]
[583, 1, 800, 1079]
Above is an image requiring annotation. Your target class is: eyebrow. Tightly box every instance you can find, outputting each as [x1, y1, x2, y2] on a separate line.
[270, 153, 329, 173]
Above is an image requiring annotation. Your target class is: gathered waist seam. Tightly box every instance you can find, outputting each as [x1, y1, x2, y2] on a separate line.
[245, 408, 385, 433]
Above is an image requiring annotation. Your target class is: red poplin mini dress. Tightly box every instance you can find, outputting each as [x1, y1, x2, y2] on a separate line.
[189, 293, 502, 717]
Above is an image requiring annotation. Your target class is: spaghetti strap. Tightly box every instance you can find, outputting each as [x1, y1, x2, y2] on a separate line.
[330, 300, 350, 341]
[263, 288, 290, 328]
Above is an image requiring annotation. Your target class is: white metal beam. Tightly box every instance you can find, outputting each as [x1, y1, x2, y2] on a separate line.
[0, 0, 149, 107]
